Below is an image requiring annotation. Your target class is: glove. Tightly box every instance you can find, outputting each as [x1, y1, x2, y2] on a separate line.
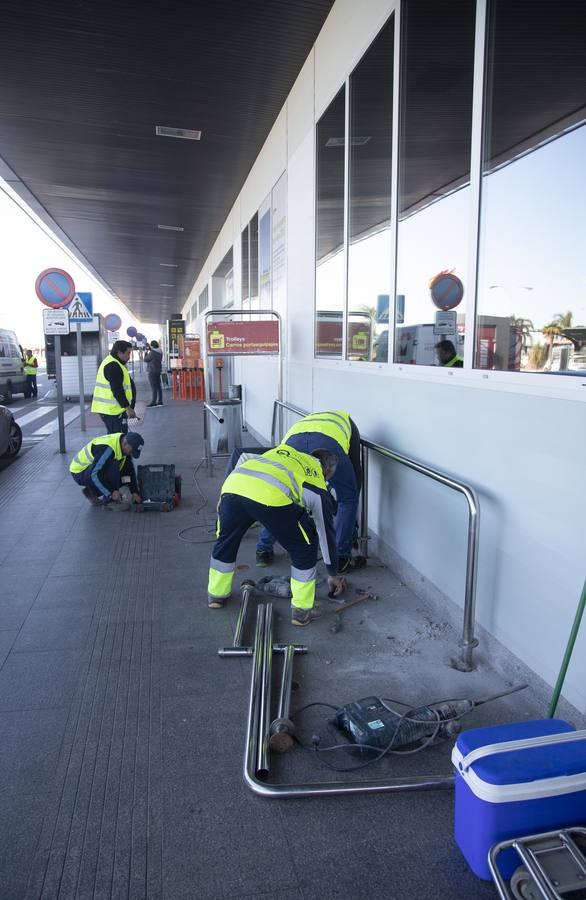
[256, 576, 292, 599]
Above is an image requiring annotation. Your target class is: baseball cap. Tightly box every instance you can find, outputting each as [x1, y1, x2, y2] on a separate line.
[124, 432, 144, 458]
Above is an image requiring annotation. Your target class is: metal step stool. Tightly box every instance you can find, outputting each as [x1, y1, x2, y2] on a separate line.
[489, 827, 586, 899]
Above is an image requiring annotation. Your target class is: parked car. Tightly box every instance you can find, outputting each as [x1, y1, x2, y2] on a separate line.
[0, 328, 27, 403]
[0, 405, 22, 459]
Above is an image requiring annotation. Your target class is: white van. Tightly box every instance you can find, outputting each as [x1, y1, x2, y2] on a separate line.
[0, 329, 27, 403]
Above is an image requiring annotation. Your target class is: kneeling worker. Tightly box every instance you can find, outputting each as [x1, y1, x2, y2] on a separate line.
[208, 444, 347, 625]
[69, 432, 144, 507]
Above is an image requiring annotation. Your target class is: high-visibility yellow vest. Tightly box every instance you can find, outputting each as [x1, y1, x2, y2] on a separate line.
[445, 355, 464, 367]
[283, 410, 351, 455]
[221, 444, 327, 507]
[24, 355, 37, 375]
[69, 433, 125, 474]
[91, 354, 132, 415]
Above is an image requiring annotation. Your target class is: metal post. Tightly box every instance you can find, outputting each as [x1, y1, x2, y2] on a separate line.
[256, 602, 274, 777]
[54, 334, 66, 454]
[269, 644, 296, 752]
[358, 444, 369, 557]
[76, 323, 86, 432]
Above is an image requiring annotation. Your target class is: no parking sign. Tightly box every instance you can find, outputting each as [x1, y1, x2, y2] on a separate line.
[35, 268, 76, 308]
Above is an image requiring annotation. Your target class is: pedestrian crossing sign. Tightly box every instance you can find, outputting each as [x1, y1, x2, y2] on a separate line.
[68, 292, 93, 323]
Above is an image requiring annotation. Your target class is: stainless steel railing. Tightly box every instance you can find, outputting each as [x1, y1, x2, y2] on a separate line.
[271, 399, 480, 672]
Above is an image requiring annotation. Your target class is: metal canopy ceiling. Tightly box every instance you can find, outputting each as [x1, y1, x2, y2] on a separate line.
[0, 0, 334, 323]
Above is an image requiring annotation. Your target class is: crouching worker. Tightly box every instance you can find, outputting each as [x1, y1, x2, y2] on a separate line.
[69, 432, 144, 508]
[208, 444, 347, 626]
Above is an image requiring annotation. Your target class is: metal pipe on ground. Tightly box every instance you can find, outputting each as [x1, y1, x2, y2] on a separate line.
[256, 603, 274, 776]
[243, 594, 454, 798]
[219, 644, 307, 658]
[233, 583, 253, 648]
[269, 643, 296, 753]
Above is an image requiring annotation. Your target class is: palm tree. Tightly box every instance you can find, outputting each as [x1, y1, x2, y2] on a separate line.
[541, 311, 574, 361]
[509, 314, 535, 353]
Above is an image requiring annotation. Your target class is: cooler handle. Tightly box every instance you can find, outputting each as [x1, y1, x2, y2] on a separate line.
[459, 728, 586, 772]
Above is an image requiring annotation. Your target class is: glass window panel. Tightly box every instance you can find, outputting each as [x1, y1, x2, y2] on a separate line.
[476, 0, 586, 374]
[241, 225, 249, 305]
[394, 0, 475, 367]
[198, 285, 208, 314]
[315, 87, 346, 358]
[347, 17, 394, 362]
[249, 213, 259, 310]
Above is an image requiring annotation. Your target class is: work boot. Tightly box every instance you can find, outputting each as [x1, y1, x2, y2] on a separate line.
[291, 604, 323, 626]
[208, 595, 227, 609]
[255, 550, 274, 568]
[82, 487, 100, 506]
[146, 402, 157, 408]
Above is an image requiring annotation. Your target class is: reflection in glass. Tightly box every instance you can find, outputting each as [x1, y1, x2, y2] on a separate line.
[347, 18, 394, 361]
[315, 87, 346, 357]
[476, 0, 586, 374]
[394, 0, 475, 366]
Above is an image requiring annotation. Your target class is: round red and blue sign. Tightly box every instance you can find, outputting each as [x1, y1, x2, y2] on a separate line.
[127, 326, 138, 338]
[104, 313, 122, 332]
[430, 273, 464, 311]
[35, 268, 76, 308]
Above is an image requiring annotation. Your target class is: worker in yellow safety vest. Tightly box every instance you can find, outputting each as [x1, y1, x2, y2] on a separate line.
[208, 444, 347, 626]
[254, 411, 363, 575]
[91, 340, 136, 434]
[23, 349, 38, 398]
[435, 340, 463, 368]
[69, 432, 144, 508]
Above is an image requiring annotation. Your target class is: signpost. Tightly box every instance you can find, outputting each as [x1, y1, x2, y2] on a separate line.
[68, 293, 93, 434]
[38, 278, 74, 454]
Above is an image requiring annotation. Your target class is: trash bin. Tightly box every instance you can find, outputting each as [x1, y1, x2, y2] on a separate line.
[208, 399, 243, 454]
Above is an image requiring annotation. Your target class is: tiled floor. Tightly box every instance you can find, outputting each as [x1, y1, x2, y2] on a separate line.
[0, 382, 582, 899]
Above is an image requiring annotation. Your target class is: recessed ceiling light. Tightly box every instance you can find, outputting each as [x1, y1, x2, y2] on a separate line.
[160, 283, 175, 287]
[156, 126, 202, 141]
[157, 224, 184, 232]
[325, 136, 371, 147]
[159, 262, 178, 267]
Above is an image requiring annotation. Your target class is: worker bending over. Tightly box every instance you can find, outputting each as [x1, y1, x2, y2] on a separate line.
[256, 410, 362, 575]
[208, 444, 346, 626]
[69, 432, 144, 507]
[91, 340, 136, 434]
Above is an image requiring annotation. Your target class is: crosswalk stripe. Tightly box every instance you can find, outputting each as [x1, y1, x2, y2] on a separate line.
[13, 406, 55, 427]
[32, 405, 88, 436]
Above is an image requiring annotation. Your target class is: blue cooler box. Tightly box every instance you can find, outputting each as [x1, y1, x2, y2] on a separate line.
[452, 719, 586, 880]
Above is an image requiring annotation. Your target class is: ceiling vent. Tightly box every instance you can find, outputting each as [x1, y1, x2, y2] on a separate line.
[156, 126, 202, 141]
[157, 224, 184, 232]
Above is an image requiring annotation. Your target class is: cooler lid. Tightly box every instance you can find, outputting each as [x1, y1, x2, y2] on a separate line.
[454, 719, 586, 790]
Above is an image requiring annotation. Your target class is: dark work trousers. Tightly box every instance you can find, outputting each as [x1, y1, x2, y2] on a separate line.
[25, 374, 38, 398]
[100, 412, 129, 435]
[71, 455, 131, 496]
[148, 372, 163, 405]
[213, 493, 318, 577]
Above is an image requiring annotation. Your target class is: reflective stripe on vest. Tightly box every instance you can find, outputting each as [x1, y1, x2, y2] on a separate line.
[91, 354, 132, 415]
[445, 355, 464, 368]
[69, 433, 125, 474]
[221, 445, 327, 507]
[284, 410, 351, 454]
[24, 356, 37, 375]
